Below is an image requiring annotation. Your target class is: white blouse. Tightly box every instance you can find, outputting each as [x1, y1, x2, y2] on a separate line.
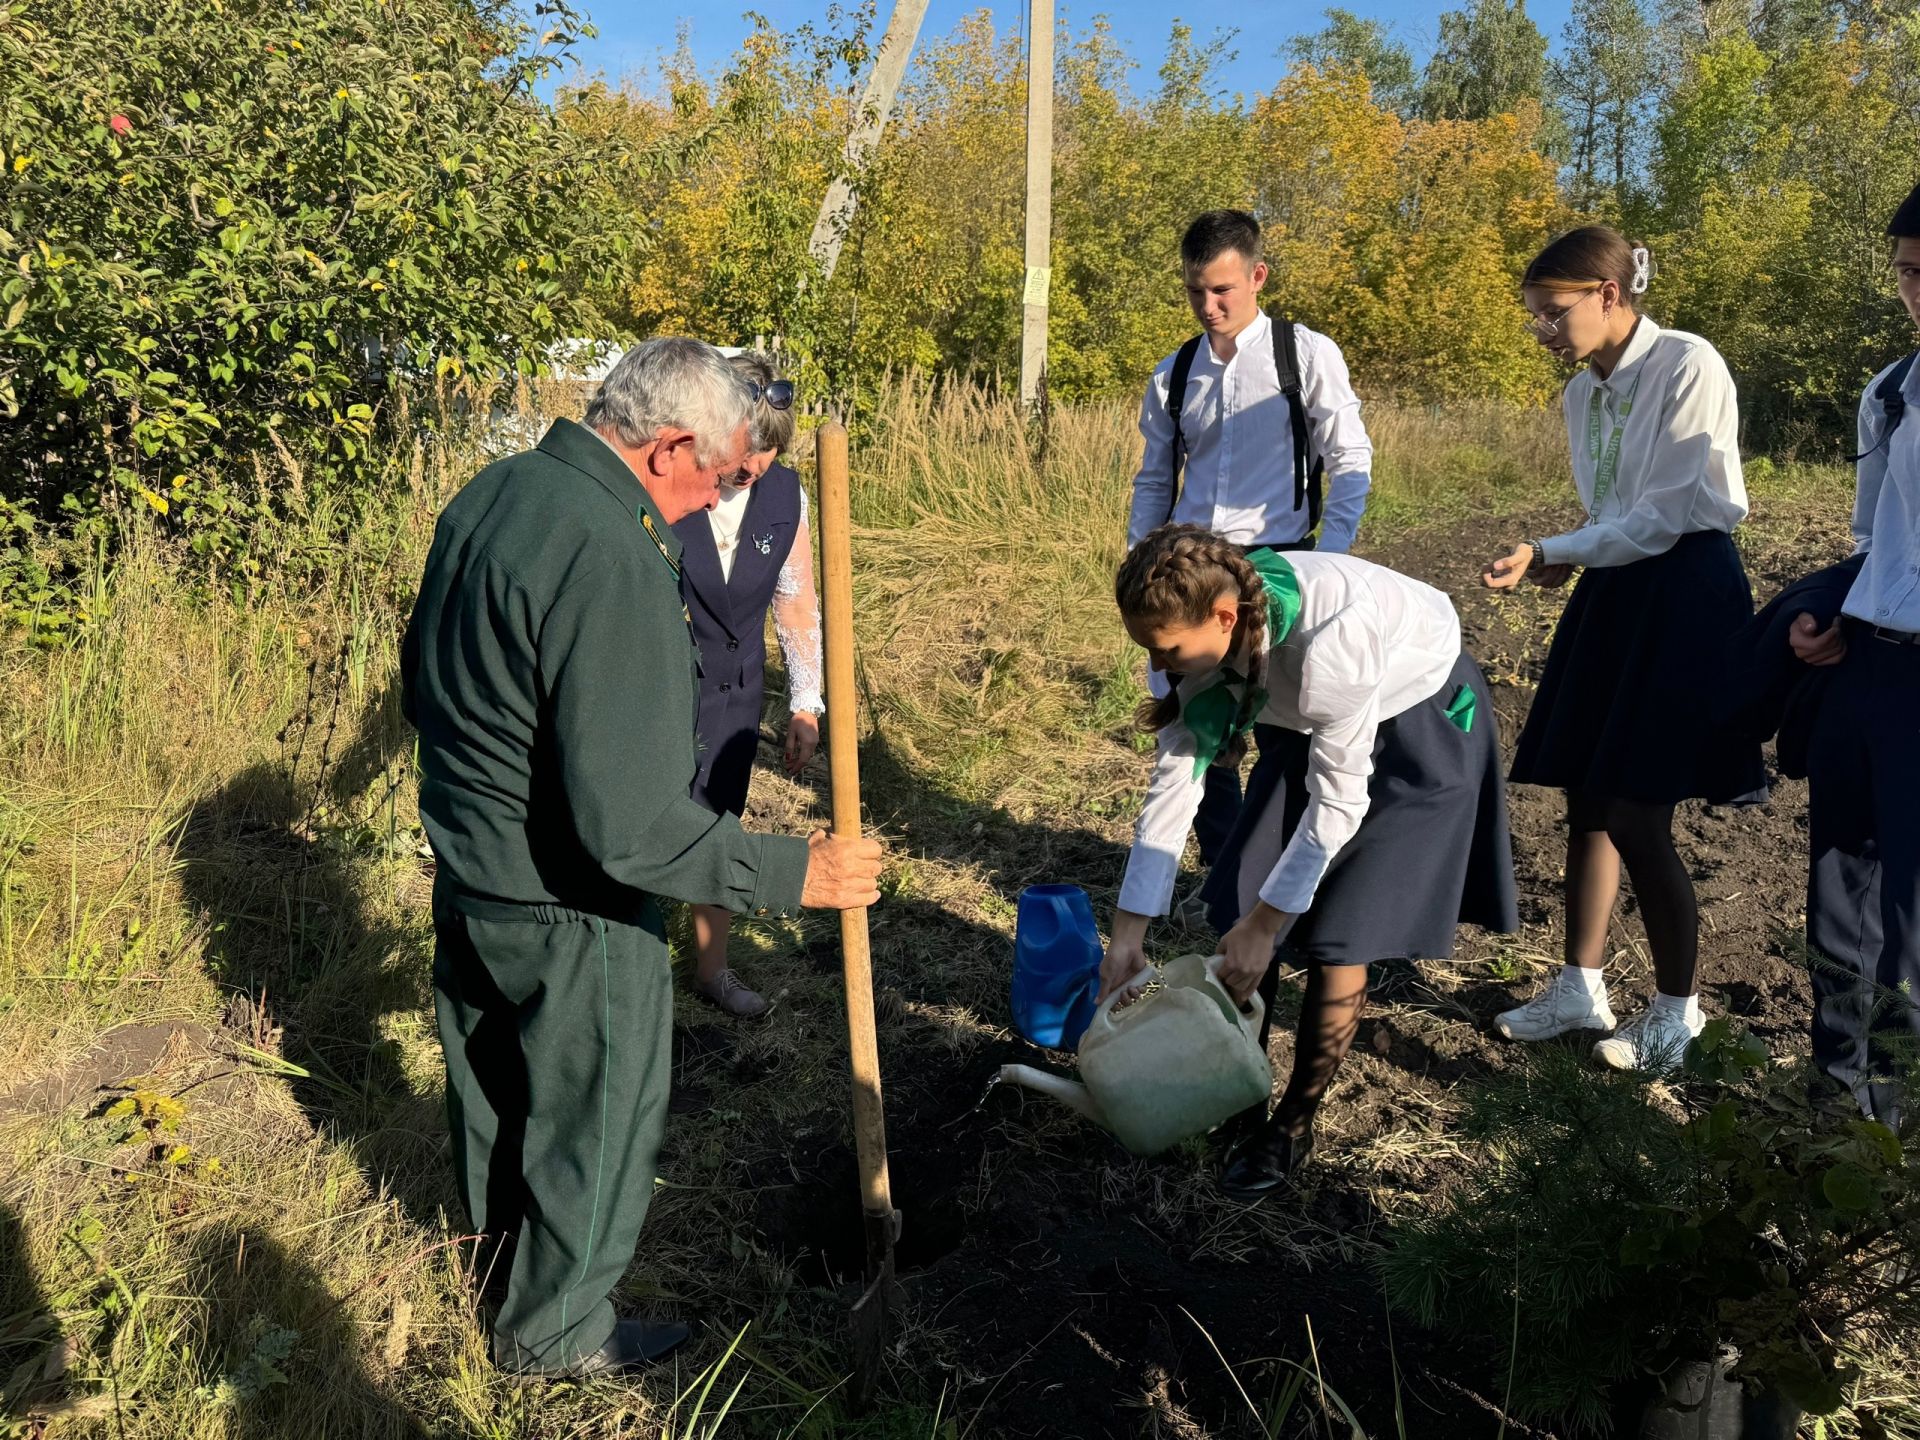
[1538, 319, 1748, 571]
[1117, 552, 1461, 921]
[707, 482, 825, 715]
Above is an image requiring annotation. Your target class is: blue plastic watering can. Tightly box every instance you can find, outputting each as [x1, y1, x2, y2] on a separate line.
[1011, 884, 1103, 1049]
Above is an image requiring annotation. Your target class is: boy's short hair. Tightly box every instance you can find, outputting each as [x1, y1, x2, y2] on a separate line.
[1181, 210, 1263, 271]
[727, 351, 795, 456]
[1889, 182, 1920, 239]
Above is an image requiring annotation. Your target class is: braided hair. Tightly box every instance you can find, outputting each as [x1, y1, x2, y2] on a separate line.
[1114, 524, 1270, 768]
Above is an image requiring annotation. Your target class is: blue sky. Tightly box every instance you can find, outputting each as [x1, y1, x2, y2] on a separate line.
[560, 0, 1580, 100]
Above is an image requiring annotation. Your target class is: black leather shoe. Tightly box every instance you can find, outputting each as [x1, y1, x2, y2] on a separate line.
[1216, 1102, 1270, 1158]
[1218, 1126, 1315, 1199]
[496, 1318, 692, 1378]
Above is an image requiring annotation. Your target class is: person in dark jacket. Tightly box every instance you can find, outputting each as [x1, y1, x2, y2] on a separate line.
[1719, 554, 1864, 777]
[674, 353, 824, 1018]
[401, 338, 882, 1377]
[1776, 184, 1920, 1127]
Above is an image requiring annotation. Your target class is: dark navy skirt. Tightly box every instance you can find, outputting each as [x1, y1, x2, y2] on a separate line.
[1509, 529, 1768, 805]
[690, 679, 765, 818]
[1201, 653, 1520, 965]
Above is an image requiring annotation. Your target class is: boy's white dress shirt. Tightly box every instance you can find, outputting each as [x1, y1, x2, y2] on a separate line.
[1128, 313, 1374, 556]
[1845, 353, 1920, 632]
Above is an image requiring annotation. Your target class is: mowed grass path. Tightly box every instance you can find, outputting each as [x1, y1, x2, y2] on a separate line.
[0, 383, 1891, 1438]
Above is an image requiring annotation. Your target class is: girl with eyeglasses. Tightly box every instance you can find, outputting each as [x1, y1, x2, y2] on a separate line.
[672, 352, 823, 1018]
[1481, 226, 1765, 1073]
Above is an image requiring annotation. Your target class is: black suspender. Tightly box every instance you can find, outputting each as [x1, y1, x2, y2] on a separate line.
[1271, 313, 1325, 531]
[1163, 334, 1204, 526]
[1847, 351, 1918, 463]
[1162, 310, 1323, 531]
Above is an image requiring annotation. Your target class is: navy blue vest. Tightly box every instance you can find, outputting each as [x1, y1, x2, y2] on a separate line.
[672, 464, 804, 815]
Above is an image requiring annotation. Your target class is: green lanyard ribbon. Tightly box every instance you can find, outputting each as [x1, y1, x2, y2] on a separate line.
[1182, 549, 1303, 779]
[1585, 369, 1644, 521]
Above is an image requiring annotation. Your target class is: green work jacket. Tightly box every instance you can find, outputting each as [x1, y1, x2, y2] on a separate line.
[401, 418, 809, 922]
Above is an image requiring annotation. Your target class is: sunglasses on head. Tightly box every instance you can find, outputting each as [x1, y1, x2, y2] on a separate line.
[749, 379, 795, 411]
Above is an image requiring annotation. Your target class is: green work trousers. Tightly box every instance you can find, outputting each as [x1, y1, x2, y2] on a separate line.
[432, 893, 673, 1369]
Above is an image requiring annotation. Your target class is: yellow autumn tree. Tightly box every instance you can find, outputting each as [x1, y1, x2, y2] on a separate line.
[1373, 105, 1566, 402]
[566, 14, 1565, 408]
[1250, 69, 1563, 403]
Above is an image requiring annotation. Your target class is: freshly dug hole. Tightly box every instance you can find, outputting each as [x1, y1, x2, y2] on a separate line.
[753, 1141, 970, 1288]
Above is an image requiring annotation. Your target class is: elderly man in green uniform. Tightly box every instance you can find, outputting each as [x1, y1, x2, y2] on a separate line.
[401, 337, 883, 1378]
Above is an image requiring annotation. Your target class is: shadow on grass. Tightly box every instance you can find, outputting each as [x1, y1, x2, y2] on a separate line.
[187, 1225, 423, 1439]
[175, 677, 452, 1234]
[0, 1200, 62, 1419]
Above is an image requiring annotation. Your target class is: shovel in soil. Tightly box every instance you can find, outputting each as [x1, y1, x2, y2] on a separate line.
[816, 420, 900, 1407]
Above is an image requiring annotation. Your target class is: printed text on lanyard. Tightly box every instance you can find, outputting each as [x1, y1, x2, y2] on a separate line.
[1586, 371, 1645, 523]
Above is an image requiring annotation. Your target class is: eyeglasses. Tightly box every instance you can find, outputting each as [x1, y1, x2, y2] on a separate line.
[1523, 289, 1600, 338]
[748, 379, 795, 411]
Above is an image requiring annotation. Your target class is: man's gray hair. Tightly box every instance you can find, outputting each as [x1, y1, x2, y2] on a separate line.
[583, 337, 753, 468]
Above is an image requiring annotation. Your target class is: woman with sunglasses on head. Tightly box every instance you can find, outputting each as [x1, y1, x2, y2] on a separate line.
[672, 353, 822, 1018]
[1483, 226, 1765, 1072]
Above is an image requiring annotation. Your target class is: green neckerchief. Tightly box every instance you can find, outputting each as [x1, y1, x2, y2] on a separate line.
[1182, 550, 1303, 779]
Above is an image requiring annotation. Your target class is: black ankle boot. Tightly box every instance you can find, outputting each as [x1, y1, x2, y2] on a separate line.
[1217, 1101, 1270, 1157]
[1218, 1122, 1315, 1199]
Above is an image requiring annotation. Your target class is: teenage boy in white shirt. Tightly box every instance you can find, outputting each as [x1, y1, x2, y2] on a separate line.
[1787, 181, 1920, 1126]
[1129, 209, 1375, 924]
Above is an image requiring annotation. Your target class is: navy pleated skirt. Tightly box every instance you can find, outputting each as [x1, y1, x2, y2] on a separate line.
[1509, 528, 1767, 805]
[1201, 652, 1520, 965]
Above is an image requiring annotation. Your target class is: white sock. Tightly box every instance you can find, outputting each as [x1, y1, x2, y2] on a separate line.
[1649, 991, 1700, 1024]
[1560, 965, 1608, 998]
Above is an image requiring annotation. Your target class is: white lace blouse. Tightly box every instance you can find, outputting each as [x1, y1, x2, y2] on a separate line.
[707, 482, 824, 715]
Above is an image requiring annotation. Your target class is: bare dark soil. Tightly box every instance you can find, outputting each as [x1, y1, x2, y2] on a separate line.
[689, 505, 1840, 1438]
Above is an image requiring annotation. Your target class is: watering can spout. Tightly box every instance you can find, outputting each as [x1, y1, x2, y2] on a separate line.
[997, 956, 1274, 1156]
[997, 1064, 1108, 1125]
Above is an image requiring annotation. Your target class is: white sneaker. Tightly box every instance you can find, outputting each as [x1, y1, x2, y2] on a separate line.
[1494, 972, 1617, 1042]
[1592, 1006, 1703, 1073]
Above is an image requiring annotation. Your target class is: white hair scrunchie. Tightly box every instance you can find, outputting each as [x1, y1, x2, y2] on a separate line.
[1629, 246, 1652, 295]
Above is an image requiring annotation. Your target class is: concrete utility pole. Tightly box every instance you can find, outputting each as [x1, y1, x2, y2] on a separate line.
[807, 0, 932, 286]
[1019, 0, 1054, 412]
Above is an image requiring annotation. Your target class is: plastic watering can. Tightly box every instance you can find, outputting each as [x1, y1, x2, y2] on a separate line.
[999, 954, 1273, 1156]
[1010, 884, 1103, 1050]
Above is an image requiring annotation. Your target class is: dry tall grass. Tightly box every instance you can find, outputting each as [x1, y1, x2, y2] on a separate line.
[0, 379, 1905, 1440]
[845, 375, 1570, 810]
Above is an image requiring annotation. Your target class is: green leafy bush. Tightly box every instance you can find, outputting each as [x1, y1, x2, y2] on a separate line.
[1381, 1028, 1920, 1433]
[0, 0, 626, 543]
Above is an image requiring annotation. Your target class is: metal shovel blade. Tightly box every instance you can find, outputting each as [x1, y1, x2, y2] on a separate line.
[849, 1206, 901, 1407]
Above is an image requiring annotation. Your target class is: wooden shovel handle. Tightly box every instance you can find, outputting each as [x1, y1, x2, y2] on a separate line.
[816, 421, 895, 1229]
